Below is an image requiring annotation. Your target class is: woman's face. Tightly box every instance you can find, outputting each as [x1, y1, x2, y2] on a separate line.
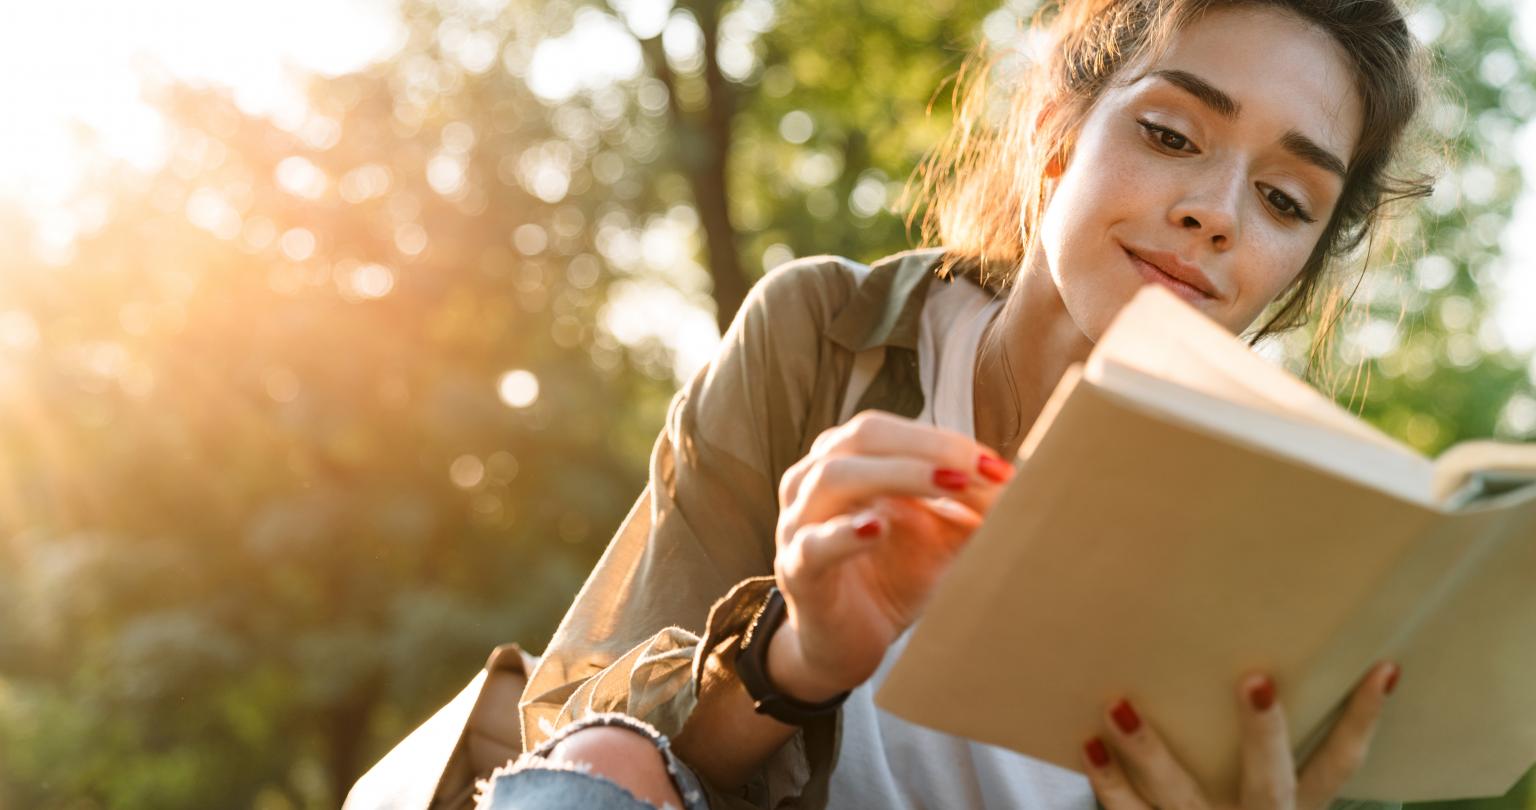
[1037, 4, 1363, 339]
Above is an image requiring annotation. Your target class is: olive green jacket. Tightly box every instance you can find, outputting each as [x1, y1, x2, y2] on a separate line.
[517, 248, 1397, 810]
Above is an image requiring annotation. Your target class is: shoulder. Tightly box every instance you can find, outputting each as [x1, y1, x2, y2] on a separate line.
[687, 248, 943, 463]
[735, 247, 947, 345]
[736, 254, 867, 329]
[709, 255, 866, 398]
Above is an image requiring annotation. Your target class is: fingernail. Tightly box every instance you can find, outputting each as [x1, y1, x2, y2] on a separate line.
[1383, 664, 1401, 696]
[933, 468, 969, 491]
[854, 517, 882, 539]
[1248, 677, 1275, 712]
[977, 453, 1012, 483]
[1084, 736, 1111, 768]
[1110, 698, 1141, 734]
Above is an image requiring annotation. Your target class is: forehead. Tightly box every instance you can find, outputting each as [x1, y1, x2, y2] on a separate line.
[1134, 5, 1362, 163]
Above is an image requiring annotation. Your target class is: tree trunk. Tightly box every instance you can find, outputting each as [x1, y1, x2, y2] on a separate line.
[629, 2, 750, 332]
[690, 2, 749, 333]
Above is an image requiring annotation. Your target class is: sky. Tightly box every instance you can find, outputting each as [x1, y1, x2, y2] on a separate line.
[1, 0, 1534, 375]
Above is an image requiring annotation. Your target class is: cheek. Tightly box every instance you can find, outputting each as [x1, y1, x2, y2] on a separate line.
[1041, 149, 1142, 269]
[1036, 171, 1151, 338]
[1228, 231, 1315, 328]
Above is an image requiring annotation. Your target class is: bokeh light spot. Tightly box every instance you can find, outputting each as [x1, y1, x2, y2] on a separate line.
[185, 187, 243, 239]
[426, 153, 467, 196]
[394, 223, 429, 256]
[449, 454, 486, 489]
[525, 9, 643, 102]
[275, 156, 328, 198]
[497, 369, 539, 408]
[486, 450, 519, 483]
[513, 223, 548, 256]
[280, 227, 317, 261]
[761, 243, 794, 272]
[346, 263, 396, 299]
[339, 164, 392, 203]
[778, 110, 813, 144]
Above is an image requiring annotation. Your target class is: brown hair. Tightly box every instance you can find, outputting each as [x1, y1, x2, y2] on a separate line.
[906, 0, 1435, 356]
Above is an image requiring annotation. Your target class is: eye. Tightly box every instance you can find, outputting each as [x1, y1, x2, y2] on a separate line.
[1262, 185, 1316, 224]
[1137, 119, 1196, 153]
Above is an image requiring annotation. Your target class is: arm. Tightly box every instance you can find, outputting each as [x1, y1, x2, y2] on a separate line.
[671, 584, 855, 790]
[523, 257, 1014, 800]
[519, 258, 860, 801]
[681, 409, 1017, 790]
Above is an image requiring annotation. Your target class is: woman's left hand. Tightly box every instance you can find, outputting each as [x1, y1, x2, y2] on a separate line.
[1082, 661, 1401, 810]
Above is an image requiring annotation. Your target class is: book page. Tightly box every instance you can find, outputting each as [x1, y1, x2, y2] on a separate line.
[1431, 440, 1536, 503]
[1088, 359, 1436, 505]
[1089, 286, 1409, 452]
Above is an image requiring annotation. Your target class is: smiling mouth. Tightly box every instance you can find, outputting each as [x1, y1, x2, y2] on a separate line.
[1123, 248, 1216, 303]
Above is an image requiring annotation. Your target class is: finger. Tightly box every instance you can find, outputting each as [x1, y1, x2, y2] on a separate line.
[815, 410, 1015, 484]
[787, 412, 1015, 510]
[778, 454, 813, 512]
[1103, 697, 1208, 810]
[915, 496, 984, 529]
[791, 455, 1002, 523]
[869, 496, 983, 559]
[1236, 673, 1296, 810]
[1296, 661, 1398, 809]
[778, 511, 884, 582]
[1081, 736, 1154, 810]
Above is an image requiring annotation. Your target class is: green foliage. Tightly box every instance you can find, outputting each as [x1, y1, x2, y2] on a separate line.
[1305, 1, 1536, 455]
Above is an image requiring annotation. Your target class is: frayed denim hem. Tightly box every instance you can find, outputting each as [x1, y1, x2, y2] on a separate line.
[474, 713, 709, 810]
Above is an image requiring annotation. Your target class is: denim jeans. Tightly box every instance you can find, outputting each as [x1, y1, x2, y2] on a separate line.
[475, 713, 710, 810]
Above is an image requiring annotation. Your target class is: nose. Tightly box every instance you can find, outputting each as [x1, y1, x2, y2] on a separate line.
[1169, 168, 1242, 251]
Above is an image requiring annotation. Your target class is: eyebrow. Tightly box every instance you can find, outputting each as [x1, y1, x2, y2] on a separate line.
[1150, 69, 1240, 119]
[1147, 69, 1349, 180]
[1280, 129, 1348, 180]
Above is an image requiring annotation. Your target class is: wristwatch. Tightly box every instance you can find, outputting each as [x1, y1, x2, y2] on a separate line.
[734, 586, 851, 725]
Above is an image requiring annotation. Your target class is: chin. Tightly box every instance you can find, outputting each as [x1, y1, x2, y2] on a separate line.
[1059, 281, 1142, 344]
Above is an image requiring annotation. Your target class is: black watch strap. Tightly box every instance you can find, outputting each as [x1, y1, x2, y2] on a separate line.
[735, 587, 850, 726]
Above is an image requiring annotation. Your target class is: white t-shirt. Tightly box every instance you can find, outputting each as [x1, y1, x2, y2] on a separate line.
[826, 275, 1097, 810]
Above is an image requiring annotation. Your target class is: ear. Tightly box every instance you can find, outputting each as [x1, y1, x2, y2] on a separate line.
[1043, 149, 1067, 180]
[1035, 98, 1067, 180]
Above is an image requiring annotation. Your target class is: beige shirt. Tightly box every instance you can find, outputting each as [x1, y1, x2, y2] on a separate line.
[517, 248, 1397, 810]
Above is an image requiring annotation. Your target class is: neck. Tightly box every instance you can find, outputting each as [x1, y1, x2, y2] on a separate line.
[972, 259, 1095, 459]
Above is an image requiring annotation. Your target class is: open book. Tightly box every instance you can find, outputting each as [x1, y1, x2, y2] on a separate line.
[875, 285, 1536, 803]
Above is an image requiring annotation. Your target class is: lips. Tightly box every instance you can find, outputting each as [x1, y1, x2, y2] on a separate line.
[1122, 245, 1219, 302]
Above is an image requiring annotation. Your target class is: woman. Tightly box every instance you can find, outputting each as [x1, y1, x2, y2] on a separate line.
[480, 0, 1433, 808]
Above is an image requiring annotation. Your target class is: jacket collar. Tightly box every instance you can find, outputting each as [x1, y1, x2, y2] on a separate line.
[825, 248, 949, 352]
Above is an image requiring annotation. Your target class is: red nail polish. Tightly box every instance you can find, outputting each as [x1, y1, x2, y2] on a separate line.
[933, 468, 969, 491]
[1384, 664, 1400, 695]
[1084, 736, 1111, 768]
[1248, 677, 1275, 711]
[1110, 698, 1141, 734]
[977, 454, 1012, 483]
[854, 517, 882, 539]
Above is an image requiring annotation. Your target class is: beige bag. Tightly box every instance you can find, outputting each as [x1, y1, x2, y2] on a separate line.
[343, 643, 540, 810]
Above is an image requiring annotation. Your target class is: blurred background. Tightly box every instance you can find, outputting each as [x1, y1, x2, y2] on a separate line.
[0, 0, 1531, 807]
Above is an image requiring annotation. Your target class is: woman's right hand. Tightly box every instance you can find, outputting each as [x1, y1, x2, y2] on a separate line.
[766, 410, 1016, 703]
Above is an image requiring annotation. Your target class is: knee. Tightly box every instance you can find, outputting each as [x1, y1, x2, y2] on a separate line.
[546, 725, 685, 809]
